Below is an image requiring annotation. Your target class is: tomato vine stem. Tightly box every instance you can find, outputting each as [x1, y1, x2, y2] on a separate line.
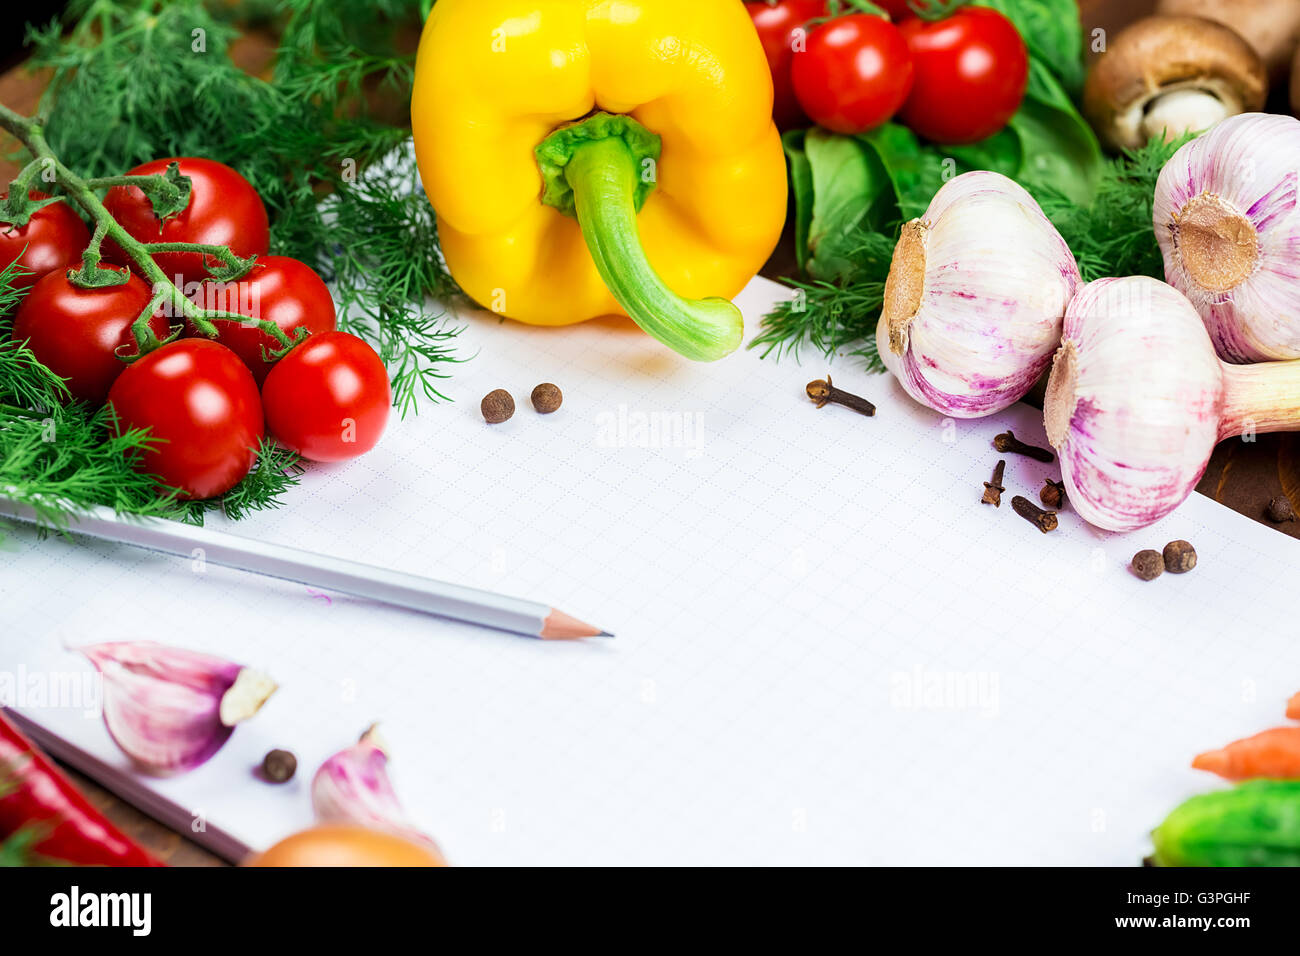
[0, 102, 298, 360]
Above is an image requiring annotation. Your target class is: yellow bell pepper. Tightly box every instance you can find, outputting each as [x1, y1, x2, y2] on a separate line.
[410, 0, 787, 361]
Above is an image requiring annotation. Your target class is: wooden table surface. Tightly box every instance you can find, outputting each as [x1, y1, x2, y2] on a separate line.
[4, 0, 1295, 867]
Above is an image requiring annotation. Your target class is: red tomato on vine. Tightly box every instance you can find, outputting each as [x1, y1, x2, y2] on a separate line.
[261, 331, 390, 463]
[0, 192, 90, 290]
[898, 7, 1028, 144]
[103, 157, 269, 286]
[11, 266, 168, 404]
[188, 255, 337, 385]
[108, 339, 264, 500]
[791, 13, 914, 135]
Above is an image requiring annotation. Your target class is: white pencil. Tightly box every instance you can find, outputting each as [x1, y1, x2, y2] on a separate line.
[0, 500, 612, 641]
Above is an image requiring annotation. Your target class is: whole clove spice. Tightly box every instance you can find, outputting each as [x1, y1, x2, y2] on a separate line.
[531, 383, 563, 414]
[993, 430, 1055, 463]
[982, 460, 1006, 507]
[1040, 478, 1066, 510]
[807, 375, 876, 417]
[261, 748, 297, 784]
[481, 389, 515, 424]
[1266, 495, 1296, 523]
[1163, 540, 1197, 573]
[1131, 549, 1165, 581]
[1012, 495, 1058, 533]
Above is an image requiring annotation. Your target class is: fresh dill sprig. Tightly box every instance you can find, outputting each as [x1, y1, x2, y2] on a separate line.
[750, 228, 895, 373]
[0, 404, 183, 531]
[27, 0, 463, 414]
[1036, 135, 1191, 282]
[180, 441, 304, 523]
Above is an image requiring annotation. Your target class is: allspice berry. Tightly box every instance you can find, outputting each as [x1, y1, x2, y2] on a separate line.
[1266, 495, 1296, 523]
[1131, 549, 1164, 581]
[481, 389, 515, 424]
[261, 748, 297, 784]
[531, 383, 562, 414]
[1162, 540, 1197, 574]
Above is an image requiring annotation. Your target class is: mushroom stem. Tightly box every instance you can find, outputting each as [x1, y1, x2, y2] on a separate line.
[1143, 89, 1231, 142]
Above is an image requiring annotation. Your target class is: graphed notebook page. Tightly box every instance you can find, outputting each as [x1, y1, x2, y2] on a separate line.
[3, 276, 1300, 866]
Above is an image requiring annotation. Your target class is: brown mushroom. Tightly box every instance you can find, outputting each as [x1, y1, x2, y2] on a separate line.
[1084, 15, 1267, 151]
[1292, 42, 1300, 113]
[1157, 0, 1300, 81]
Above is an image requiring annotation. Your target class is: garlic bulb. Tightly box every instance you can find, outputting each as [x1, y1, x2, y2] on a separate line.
[877, 170, 1081, 418]
[311, 725, 436, 847]
[1044, 276, 1300, 531]
[78, 641, 277, 775]
[1155, 112, 1300, 362]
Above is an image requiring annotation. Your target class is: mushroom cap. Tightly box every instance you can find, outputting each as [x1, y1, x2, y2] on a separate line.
[1084, 15, 1267, 150]
[1157, 0, 1300, 79]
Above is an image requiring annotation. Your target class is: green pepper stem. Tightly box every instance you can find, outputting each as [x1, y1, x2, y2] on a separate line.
[562, 136, 743, 363]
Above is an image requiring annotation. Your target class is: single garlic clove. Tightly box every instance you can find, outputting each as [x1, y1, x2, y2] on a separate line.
[877, 170, 1080, 419]
[1155, 112, 1300, 362]
[77, 641, 277, 775]
[311, 725, 436, 848]
[1043, 277, 1223, 532]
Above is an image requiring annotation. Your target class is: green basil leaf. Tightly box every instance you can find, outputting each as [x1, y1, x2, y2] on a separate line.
[857, 123, 951, 221]
[782, 129, 814, 273]
[942, 127, 1023, 180]
[803, 129, 893, 281]
[1010, 59, 1103, 206]
[979, 0, 1086, 97]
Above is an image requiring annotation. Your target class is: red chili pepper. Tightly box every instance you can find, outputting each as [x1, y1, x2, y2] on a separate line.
[0, 709, 162, 867]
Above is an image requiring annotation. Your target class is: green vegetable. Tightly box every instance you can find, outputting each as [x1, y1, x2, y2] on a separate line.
[783, 131, 815, 275]
[804, 131, 894, 281]
[28, 0, 463, 415]
[1008, 59, 1102, 206]
[1152, 780, 1300, 867]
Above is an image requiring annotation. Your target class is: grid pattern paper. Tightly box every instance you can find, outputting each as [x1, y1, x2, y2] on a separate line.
[3, 276, 1300, 866]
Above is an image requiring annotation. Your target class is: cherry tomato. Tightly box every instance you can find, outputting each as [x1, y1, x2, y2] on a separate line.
[898, 7, 1028, 145]
[11, 266, 169, 404]
[187, 255, 337, 385]
[103, 158, 269, 286]
[107, 339, 264, 499]
[745, 0, 828, 130]
[792, 14, 914, 135]
[0, 193, 90, 291]
[262, 331, 390, 463]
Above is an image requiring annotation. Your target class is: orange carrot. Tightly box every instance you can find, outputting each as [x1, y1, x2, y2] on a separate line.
[1288, 692, 1300, 721]
[1193, 727, 1300, 780]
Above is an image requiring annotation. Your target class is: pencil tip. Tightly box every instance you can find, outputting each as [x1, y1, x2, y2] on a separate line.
[540, 608, 610, 640]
